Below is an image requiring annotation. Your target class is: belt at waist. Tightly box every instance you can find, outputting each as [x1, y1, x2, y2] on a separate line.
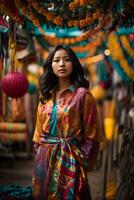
[40, 134, 79, 145]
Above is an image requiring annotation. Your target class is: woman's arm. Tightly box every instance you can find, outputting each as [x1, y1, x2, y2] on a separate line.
[81, 90, 101, 170]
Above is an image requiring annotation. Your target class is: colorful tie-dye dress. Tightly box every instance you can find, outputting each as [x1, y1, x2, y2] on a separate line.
[32, 86, 101, 200]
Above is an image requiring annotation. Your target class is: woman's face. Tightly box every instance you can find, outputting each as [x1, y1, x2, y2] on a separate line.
[52, 49, 73, 79]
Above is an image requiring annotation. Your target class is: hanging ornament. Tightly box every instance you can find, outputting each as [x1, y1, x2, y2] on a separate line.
[28, 82, 37, 95]
[129, 34, 134, 41]
[1, 72, 29, 98]
[0, 16, 10, 32]
[91, 85, 106, 101]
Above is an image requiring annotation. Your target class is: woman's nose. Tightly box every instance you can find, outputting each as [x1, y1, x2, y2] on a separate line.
[59, 59, 64, 66]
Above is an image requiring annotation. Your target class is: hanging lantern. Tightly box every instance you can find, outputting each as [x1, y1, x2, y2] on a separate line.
[1, 72, 29, 98]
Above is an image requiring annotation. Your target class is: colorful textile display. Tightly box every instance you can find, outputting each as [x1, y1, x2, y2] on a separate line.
[0, 132, 27, 143]
[0, 122, 27, 143]
[0, 122, 27, 132]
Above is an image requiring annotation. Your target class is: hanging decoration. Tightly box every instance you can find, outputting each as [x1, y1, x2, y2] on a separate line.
[0, 0, 134, 37]
[0, 16, 10, 32]
[1, 72, 29, 98]
[37, 27, 104, 45]
[120, 35, 134, 59]
[107, 32, 134, 81]
[129, 33, 134, 41]
[91, 85, 106, 101]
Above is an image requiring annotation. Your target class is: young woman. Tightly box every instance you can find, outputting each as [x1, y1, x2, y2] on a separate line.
[32, 45, 101, 200]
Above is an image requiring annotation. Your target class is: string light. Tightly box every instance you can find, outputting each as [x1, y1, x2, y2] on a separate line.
[104, 49, 110, 56]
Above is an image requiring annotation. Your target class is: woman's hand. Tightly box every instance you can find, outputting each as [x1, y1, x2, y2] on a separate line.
[81, 139, 93, 158]
[33, 143, 39, 153]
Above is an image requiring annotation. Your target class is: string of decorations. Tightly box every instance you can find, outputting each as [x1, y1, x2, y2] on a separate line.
[1, 0, 133, 34]
[14, 0, 41, 27]
[38, 27, 103, 46]
[119, 35, 134, 69]
[69, 0, 95, 11]
[27, 0, 102, 28]
[120, 35, 134, 59]
[107, 32, 134, 81]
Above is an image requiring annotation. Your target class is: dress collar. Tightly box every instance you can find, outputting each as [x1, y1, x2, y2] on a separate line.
[50, 85, 76, 96]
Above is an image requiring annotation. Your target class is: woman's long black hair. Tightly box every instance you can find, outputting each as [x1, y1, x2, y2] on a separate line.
[39, 45, 89, 102]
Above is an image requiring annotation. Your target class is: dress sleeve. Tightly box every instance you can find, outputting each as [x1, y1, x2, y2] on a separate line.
[33, 103, 43, 143]
[82, 90, 101, 142]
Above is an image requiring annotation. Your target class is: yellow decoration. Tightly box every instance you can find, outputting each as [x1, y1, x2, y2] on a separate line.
[90, 85, 106, 100]
[120, 35, 134, 58]
[27, 74, 38, 87]
[105, 183, 117, 199]
[104, 118, 115, 140]
[107, 32, 134, 81]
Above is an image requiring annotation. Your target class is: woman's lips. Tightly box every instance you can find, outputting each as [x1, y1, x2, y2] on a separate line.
[58, 69, 66, 73]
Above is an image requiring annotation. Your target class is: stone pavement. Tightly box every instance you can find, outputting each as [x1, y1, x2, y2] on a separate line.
[0, 158, 103, 200]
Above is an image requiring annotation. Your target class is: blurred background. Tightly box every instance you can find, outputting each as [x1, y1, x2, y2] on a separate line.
[0, 0, 134, 199]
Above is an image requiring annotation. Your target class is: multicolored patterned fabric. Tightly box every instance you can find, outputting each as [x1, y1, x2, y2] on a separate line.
[32, 86, 101, 200]
[32, 136, 92, 200]
[0, 122, 27, 132]
[33, 86, 101, 143]
[0, 132, 27, 143]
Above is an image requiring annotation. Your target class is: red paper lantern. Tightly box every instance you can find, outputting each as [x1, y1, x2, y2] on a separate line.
[1, 72, 29, 98]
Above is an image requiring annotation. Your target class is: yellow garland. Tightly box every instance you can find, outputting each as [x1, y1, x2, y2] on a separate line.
[120, 35, 134, 58]
[107, 32, 134, 80]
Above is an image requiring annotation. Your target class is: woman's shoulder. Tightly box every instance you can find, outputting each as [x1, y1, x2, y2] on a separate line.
[76, 87, 92, 95]
[76, 87, 95, 100]
[76, 87, 88, 93]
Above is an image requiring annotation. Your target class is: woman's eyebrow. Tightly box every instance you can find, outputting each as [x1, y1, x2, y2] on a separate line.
[53, 55, 70, 59]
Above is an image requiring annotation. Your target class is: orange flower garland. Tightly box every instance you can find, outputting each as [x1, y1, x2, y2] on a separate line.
[38, 26, 103, 47]
[27, 0, 102, 28]
[15, 0, 40, 26]
[53, 16, 63, 26]
[69, 0, 95, 11]
[69, 2, 79, 12]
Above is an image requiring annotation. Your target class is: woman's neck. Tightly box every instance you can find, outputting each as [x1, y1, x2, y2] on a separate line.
[57, 78, 72, 91]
